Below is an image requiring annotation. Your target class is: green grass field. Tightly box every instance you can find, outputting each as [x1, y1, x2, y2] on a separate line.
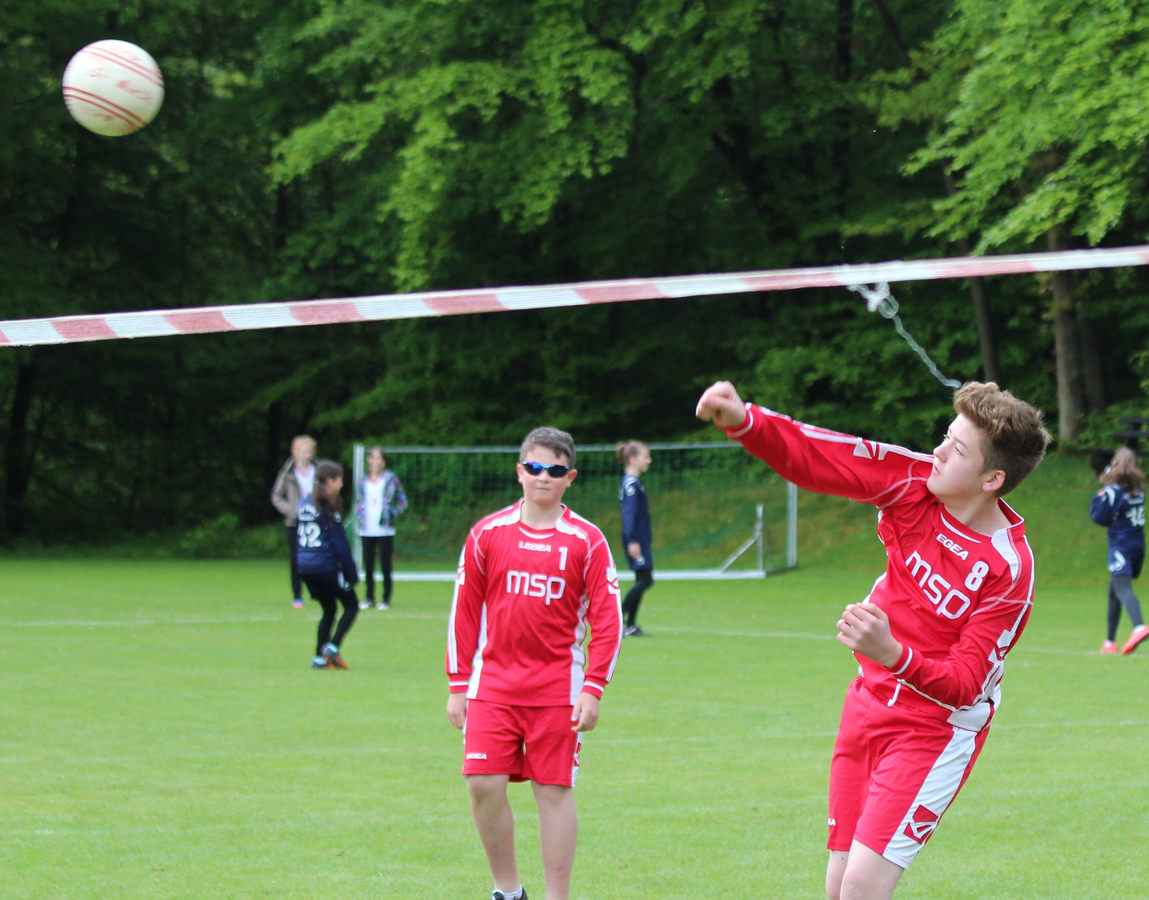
[5, 456, 1147, 898]
[3, 571, 1145, 897]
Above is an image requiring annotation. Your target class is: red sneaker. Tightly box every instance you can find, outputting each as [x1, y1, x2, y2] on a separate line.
[1100, 640, 1119, 654]
[1121, 624, 1149, 655]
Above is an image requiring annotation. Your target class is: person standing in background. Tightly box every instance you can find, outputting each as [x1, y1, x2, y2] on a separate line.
[446, 426, 623, 900]
[1090, 446, 1149, 655]
[298, 460, 359, 669]
[356, 446, 409, 610]
[271, 434, 316, 609]
[617, 440, 654, 638]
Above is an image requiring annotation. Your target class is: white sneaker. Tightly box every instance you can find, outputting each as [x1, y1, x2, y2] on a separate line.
[376, 601, 389, 610]
[358, 600, 370, 610]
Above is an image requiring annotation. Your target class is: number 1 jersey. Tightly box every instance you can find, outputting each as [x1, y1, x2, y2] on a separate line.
[446, 500, 623, 706]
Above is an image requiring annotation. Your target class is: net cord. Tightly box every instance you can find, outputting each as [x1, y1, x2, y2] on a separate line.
[847, 282, 961, 389]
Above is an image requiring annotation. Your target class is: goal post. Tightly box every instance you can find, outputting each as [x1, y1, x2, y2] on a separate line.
[350, 442, 798, 582]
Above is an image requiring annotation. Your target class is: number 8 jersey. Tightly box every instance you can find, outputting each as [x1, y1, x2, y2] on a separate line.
[729, 404, 1037, 731]
[446, 500, 623, 707]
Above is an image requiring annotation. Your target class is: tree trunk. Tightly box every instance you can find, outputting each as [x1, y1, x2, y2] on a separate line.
[968, 274, 1001, 383]
[943, 174, 1000, 381]
[3, 353, 37, 540]
[1047, 228, 1085, 441]
[1078, 313, 1106, 413]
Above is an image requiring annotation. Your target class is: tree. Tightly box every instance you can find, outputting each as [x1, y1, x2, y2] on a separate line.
[888, 0, 1149, 439]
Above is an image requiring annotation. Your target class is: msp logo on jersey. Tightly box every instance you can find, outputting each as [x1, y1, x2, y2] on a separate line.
[507, 570, 567, 604]
[903, 804, 939, 844]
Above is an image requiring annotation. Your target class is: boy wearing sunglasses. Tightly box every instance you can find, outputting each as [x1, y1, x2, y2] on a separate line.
[446, 426, 623, 900]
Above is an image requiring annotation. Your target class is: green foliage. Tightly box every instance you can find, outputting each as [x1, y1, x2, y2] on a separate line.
[891, 0, 1149, 250]
[4, 0, 1149, 548]
[176, 513, 282, 558]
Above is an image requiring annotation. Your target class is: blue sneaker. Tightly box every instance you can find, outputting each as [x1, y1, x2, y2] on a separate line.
[322, 642, 349, 670]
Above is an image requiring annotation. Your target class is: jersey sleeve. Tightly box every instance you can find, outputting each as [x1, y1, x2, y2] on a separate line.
[580, 534, 623, 699]
[445, 526, 485, 694]
[727, 403, 930, 506]
[1089, 487, 1117, 526]
[328, 514, 358, 585]
[388, 471, 409, 517]
[886, 569, 1033, 710]
[619, 482, 639, 544]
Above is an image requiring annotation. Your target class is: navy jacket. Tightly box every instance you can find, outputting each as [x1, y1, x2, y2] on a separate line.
[619, 473, 653, 570]
[1090, 484, 1146, 577]
[296, 498, 359, 585]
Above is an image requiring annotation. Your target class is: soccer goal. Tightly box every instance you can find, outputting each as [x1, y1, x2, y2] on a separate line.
[350, 441, 798, 582]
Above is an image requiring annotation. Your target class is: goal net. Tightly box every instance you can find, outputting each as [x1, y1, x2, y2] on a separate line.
[350, 442, 798, 582]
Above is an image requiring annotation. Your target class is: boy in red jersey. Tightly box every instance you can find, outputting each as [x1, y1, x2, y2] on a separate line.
[446, 427, 623, 900]
[695, 381, 1050, 900]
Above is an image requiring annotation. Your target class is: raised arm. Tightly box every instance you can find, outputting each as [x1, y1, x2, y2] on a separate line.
[695, 381, 749, 430]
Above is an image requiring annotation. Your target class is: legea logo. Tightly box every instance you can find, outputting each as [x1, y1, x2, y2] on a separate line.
[936, 533, 970, 559]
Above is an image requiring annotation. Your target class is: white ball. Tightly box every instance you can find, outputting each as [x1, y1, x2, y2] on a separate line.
[62, 40, 164, 137]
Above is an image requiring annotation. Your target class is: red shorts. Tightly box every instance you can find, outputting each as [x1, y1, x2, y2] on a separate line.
[462, 699, 583, 787]
[827, 677, 992, 868]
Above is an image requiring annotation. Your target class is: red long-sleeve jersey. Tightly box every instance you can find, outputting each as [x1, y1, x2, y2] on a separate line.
[446, 500, 623, 706]
[730, 404, 1036, 730]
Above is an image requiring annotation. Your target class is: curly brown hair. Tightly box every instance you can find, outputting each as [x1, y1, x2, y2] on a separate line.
[953, 382, 1051, 496]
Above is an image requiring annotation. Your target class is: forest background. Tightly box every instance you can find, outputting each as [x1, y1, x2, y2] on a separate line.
[3, 0, 1149, 547]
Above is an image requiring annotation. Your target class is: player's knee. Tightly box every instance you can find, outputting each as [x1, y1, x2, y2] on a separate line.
[465, 774, 505, 804]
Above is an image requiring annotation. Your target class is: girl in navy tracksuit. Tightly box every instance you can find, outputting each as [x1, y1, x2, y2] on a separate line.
[297, 460, 360, 669]
[617, 440, 654, 637]
[1090, 447, 1148, 655]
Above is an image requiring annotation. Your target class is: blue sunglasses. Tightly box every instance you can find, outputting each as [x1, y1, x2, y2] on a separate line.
[520, 461, 572, 478]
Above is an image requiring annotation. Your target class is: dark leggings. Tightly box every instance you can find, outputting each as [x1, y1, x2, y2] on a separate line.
[286, 525, 302, 600]
[622, 568, 654, 628]
[302, 571, 359, 654]
[1107, 574, 1144, 641]
[361, 535, 395, 602]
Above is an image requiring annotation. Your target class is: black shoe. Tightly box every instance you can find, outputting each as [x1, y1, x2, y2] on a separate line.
[624, 625, 649, 637]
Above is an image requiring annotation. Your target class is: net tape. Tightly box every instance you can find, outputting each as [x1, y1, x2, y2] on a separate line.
[3, 244, 1148, 348]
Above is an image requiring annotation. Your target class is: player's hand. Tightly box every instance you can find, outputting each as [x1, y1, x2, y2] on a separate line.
[627, 541, 642, 559]
[571, 692, 600, 732]
[695, 381, 748, 429]
[836, 602, 902, 667]
[446, 693, 468, 730]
